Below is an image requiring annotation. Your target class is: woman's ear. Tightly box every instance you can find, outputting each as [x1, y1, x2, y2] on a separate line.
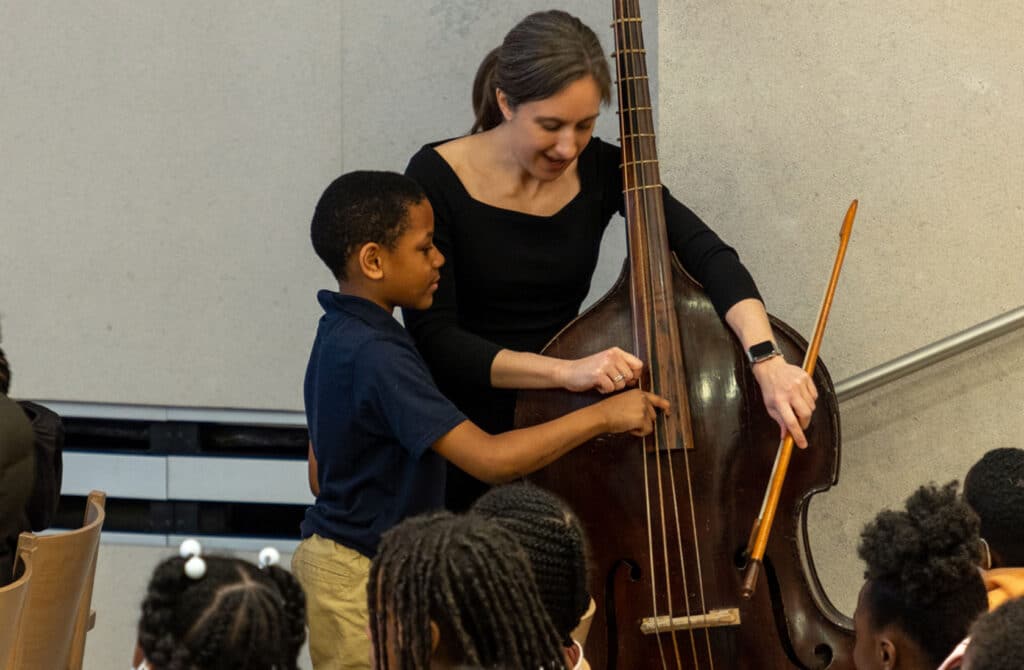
[356, 242, 385, 280]
[496, 88, 514, 122]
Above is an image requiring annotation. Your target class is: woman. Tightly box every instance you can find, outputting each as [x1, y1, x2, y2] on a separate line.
[404, 9, 816, 510]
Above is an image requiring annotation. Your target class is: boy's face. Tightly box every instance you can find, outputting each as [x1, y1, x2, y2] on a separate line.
[379, 199, 444, 310]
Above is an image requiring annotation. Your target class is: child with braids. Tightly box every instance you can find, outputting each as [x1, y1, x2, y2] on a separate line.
[296, 171, 667, 669]
[369, 511, 565, 670]
[471, 483, 594, 669]
[852, 481, 989, 670]
[132, 541, 306, 670]
[964, 448, 1024, 609]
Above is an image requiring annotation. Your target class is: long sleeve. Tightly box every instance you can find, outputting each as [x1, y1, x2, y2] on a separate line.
[402, 147, 502, 391]
[594, 139, 762, 318]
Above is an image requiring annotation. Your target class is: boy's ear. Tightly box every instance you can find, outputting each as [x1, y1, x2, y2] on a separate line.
[356, 242, 385, 280]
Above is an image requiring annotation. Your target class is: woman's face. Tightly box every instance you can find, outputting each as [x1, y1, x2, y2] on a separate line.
[498, 75, 603, 181]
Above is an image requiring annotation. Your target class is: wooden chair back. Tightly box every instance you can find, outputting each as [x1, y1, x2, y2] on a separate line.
[0, 551, 33, 670]
[7, 490, 105, 670]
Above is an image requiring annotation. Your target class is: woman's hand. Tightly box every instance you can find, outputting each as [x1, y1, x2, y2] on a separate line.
[750, 355, 818, 448]
[555, 347, 644, 394]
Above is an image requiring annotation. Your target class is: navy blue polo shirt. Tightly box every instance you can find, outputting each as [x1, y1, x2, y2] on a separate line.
[301, 290, 466, 557]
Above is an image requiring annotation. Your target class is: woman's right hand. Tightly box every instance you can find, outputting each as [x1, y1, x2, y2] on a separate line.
[556, 347, 645, 394]
[598, 389, 670, 436]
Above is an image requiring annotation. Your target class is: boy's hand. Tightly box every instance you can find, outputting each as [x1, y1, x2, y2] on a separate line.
[599, 389, 670, 436]
[557, 347, 644, 393]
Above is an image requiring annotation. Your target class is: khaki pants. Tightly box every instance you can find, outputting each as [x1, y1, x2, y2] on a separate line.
[292, 534, 372, 670]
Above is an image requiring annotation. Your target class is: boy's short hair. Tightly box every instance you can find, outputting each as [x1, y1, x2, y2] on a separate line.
[310, 170, 425, 279]
[965, 448, 1024, 566]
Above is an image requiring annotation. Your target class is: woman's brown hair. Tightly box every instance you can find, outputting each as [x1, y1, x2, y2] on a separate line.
[471, 10, 612, 133]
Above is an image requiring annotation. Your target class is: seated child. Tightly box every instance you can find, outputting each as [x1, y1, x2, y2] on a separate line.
[959, 596, 1024, 670]
[369, 511, 565, 670]
[852, 482, 989, 670]
[471, 483, 593, 669]
[293, 171, 667, 669]
[133, 540, 306, 670]
[0, 345, 34, 585]
[964, 447, 1024, 608]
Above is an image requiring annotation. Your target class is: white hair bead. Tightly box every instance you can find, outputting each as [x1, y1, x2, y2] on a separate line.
[178, 538, 202, 559]
[258, 546, 281, 569]
[184, 555, 207, 580]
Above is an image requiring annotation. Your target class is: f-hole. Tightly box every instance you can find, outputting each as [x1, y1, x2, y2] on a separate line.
[604, 558, 641, 670]
[764, 556, 835, 670]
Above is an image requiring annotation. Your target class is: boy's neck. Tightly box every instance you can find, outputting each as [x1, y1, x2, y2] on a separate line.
[336, 279, 394, 314]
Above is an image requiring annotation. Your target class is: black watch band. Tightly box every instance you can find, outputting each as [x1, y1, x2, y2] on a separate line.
[746, 340, 782, 365]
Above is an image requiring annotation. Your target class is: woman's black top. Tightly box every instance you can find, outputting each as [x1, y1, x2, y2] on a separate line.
[403, 137, 761, 509]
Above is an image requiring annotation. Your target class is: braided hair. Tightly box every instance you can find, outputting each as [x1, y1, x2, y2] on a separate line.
[368, 511, 565, 670]
[471, 483, 589, 646]
[857, 481, 988, 667]
[962, 596, 1024, 670]
[965, 448, 1024, 567]
[137, 554, 306, 670]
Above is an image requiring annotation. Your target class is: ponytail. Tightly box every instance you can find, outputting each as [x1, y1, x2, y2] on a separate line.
[471, 47, 503, 133]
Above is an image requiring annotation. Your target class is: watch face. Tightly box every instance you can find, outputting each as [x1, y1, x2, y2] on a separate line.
[749, 341, 776, 359]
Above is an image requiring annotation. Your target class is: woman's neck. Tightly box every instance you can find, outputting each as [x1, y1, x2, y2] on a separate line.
[476, 125, 546, 195]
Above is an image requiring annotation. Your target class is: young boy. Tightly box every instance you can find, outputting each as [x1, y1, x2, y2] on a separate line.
[964, 448, 1024, 609]
[292, 171, 668, 670]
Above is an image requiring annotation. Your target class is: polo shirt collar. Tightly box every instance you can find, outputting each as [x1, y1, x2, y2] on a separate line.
[317, 290, 400, 330]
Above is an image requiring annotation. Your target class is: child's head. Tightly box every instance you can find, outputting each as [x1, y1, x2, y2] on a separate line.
[311, 170, 443, 310]
[961, 596, 1024, 670]
[853, 482, 988, 670]
[964, 448, 1024, 568]
[136, 546, 306, 670]
[0, 345, 11, 394]
[368, 511, 564, 670]
[471, 483, 590, 646]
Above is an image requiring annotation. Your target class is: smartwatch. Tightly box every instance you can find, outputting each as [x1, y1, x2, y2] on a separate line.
[746, 340, 782, 365]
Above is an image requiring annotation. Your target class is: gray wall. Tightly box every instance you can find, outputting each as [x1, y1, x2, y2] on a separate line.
[0, 0, 651, 410]
[658, 2, 1024, 613]
[2, 1, 1022, 619]
[1, 1, 344, 409]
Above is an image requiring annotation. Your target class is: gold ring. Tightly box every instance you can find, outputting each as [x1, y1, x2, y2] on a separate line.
[613, 374, 625, 382]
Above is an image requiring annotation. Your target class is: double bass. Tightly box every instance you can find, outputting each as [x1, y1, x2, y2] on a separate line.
[514, 2, 856, 668]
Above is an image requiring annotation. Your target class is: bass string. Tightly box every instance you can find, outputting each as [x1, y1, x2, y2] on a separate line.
[613, 2, 670, 667]
[618, 1, 717, 667]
